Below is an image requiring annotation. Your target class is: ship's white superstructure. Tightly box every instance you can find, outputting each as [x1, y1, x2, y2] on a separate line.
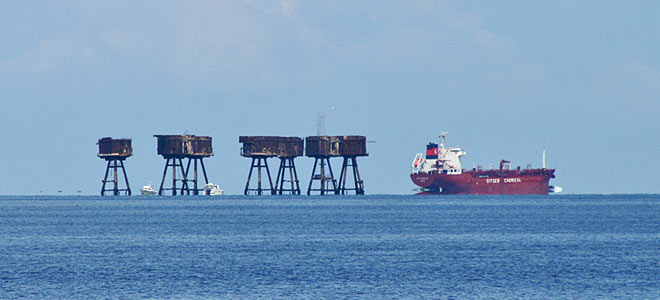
[412, 133, 466, 175]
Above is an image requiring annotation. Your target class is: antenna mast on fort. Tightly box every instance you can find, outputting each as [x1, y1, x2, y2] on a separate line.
[316, 113, 325, 136]
[316, 106, 335, 135]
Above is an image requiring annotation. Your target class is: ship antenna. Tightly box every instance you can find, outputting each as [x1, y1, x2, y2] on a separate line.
[439, 132, 448, 149]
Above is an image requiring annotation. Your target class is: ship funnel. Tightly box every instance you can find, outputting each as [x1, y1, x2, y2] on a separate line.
[426, 143, 439, 159]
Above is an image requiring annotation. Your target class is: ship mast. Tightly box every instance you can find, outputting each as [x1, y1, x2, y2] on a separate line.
[542, 150, 546, 169]
[439, 132, 448, 149]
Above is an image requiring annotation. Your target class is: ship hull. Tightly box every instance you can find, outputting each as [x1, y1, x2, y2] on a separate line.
[411, 169, 555, 195]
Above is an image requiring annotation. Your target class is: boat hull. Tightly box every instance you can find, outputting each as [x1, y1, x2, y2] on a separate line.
[411, 169, 555, 195]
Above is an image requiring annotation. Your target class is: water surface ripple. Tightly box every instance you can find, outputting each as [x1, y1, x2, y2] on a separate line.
[1, 195, 659, 299]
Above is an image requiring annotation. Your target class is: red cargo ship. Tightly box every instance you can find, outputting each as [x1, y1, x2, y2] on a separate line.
[410, 133, 560, 195]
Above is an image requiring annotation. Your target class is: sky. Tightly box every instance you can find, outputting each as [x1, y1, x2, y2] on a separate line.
[1, 0, 659, 195]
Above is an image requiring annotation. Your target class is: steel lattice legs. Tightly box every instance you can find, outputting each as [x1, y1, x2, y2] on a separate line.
[244, 157, 275, 195]
[101, 159, 131, 196]
[307, 157, 338, 195]
[338, 156, 364, 195]
[182, 158, 209, 195]
[158, 157, 209, 196]
[158, 158, 186, 195]
[275, 157, 301, 195]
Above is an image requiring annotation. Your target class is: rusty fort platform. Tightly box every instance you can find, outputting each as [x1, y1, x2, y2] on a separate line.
[99, 134, 368, 196]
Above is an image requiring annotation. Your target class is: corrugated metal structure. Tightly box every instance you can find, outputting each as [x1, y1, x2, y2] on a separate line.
[239, 136, 303, 195]
[305, 136, 340, 157]
[239, 136, 303, 158]
[97, 137, 132, 196]
[98, 137, 133, 158]
[338, 136, 368, 157]
[154, 134, 213, 195]
[155, 135, 213, 157]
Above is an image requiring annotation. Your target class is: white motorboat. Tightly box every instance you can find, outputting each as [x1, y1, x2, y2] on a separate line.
[140, 183, 158, 196]
[203, 183, 223, 196]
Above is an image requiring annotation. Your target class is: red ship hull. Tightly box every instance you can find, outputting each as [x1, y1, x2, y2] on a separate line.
[410, 169, 555, 195]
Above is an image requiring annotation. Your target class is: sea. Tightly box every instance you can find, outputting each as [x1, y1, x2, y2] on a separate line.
[1, 194, 659, 299]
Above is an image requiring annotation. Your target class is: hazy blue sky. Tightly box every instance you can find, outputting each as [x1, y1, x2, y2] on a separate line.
[1, 1, 659, 195]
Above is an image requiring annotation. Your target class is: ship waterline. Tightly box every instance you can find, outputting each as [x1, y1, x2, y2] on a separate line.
[411, 169, 555, 194]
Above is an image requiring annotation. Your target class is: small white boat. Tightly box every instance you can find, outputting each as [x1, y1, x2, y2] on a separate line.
[549, 185, 563, 193]
[203, 183, 223, 196]
[141, 183, 158, 196]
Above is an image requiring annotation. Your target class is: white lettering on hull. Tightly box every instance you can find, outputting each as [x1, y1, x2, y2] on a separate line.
[486, 178, 522, 184]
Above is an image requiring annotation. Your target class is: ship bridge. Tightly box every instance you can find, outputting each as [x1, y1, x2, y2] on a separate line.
[411, 133, 466, 175]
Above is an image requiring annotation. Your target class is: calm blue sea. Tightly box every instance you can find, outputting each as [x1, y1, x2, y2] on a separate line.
[1, 194, 659, 299]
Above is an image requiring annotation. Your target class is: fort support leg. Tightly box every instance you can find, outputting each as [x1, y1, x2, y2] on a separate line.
[102, 159, 131, 196]
[257, 158, 263, 195]
[250, 157, 274, 195]
[263, 158, 275, 195]
[338, 157, 348, 195]
[325, 158, 338, 194]
[275, 158, 284, 195]
[120, 160, 131, 195]
[307, 158, 318, 195]
[112, 160, 119, 195]
[275, 158, 300, 195]
[158, 158, 170, 195]
[193, 159, 198, 195]
[307, 157, 337, 195]
[200, 159, 209, 184]
[337, 156, 364, 195]
[171, 158, 177, 196]
[291, 159, 300, 195]
[101, 160, 111, 196]
[159, 158, 182, 195]
[353, 157, 364, 195]
[320, 158, 326, 195]
[179, 158, 190, 195]
[244, 157, 256, 195]
[180, 158, 205, 195]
